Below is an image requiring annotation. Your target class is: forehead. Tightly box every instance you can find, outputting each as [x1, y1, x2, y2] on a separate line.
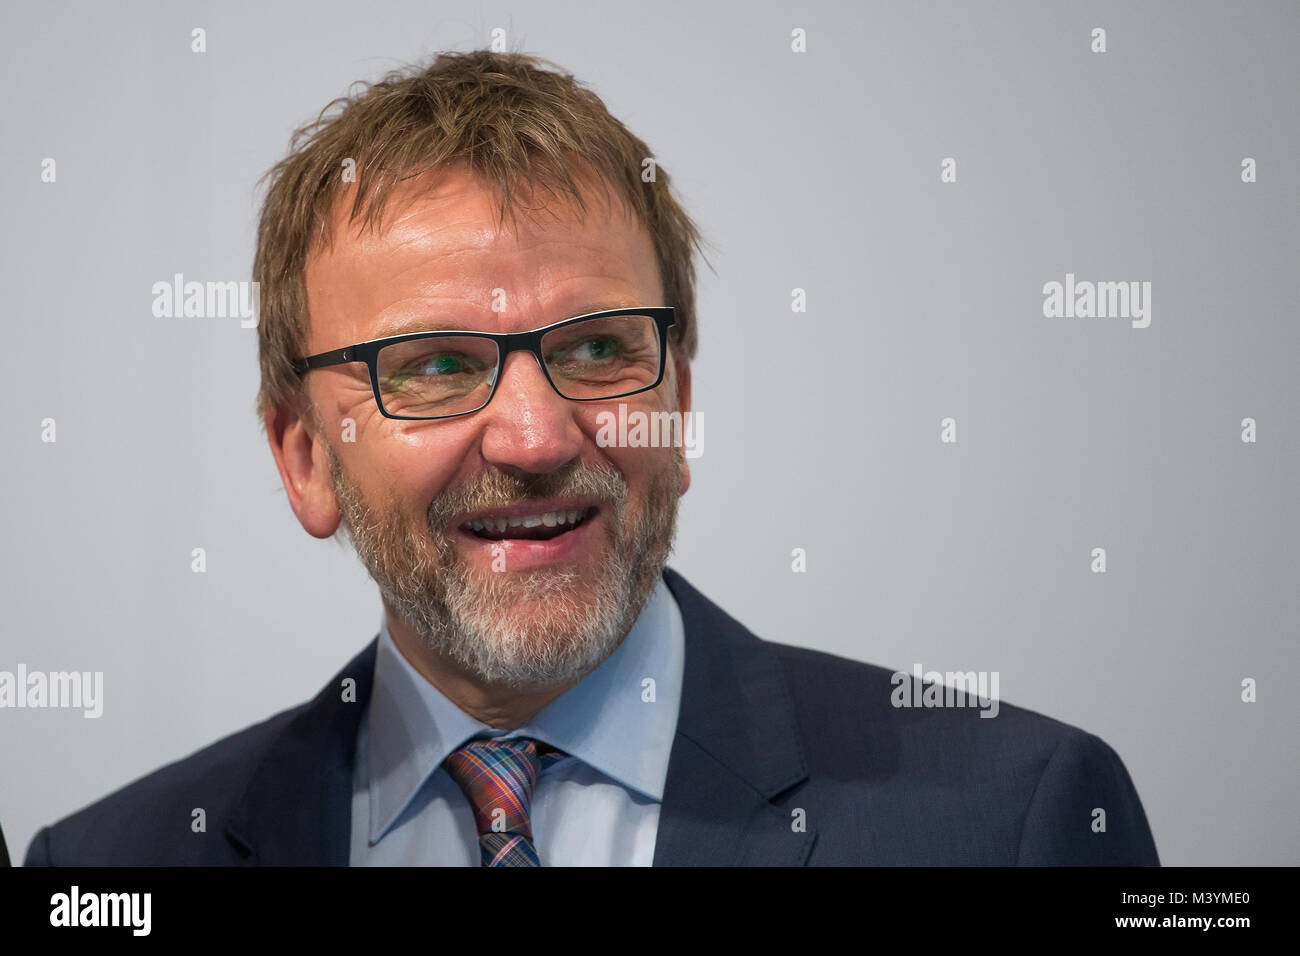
[303, 164, 662, 347]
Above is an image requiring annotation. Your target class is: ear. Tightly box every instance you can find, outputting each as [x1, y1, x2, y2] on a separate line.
[672, 356, 692, 497]
[264, 395, 342, 539]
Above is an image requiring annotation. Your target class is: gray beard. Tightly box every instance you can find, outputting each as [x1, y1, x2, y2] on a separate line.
[328, 448, 681, 689]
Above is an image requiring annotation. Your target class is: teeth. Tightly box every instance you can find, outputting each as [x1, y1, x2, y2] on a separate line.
[464, 507, 592, 534]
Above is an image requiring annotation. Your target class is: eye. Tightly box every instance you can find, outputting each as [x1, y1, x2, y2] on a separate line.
[419, 353, 469, 375]
[579, 337, 620, 360]
[385, 351, 484, 392]
[552, 336, 624, 364]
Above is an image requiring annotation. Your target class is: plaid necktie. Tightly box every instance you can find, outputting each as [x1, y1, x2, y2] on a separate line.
[442, 736, 567, 867]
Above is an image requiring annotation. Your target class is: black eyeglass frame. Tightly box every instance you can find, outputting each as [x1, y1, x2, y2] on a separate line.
[290, 306, 677, 421]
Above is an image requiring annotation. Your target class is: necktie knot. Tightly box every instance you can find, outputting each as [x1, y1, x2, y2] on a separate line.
[442, 736, 566, 866]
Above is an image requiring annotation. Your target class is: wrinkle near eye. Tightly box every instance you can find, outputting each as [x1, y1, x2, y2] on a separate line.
[333, 381, 383, 426]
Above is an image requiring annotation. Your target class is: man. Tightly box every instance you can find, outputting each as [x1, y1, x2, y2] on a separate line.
[25, 50, 1158, 866]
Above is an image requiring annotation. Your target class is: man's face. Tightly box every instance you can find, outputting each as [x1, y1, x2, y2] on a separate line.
[277, 166, 691, 690]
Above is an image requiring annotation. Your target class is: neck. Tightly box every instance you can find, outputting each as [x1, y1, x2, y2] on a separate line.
[382, 608, 582, 728]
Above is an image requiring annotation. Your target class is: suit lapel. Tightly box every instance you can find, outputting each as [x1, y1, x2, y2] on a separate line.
[226, 639, 378, 865]
[654, 569, 815, 865]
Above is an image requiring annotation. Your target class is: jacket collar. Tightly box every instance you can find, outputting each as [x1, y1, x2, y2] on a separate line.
[225, 642, 376, 865]
[226, 567, 814, 865]
[653, 568, 814, 865]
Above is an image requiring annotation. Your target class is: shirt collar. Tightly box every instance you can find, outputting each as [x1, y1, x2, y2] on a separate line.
[366, 573, 685, 845]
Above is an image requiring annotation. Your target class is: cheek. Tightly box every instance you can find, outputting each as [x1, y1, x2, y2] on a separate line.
[576, 400, 682, 481]
[598, 443, 678, 507]
[368, 425, 481, 509]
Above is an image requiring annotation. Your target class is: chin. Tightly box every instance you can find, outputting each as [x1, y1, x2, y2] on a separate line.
[451, 615, 618, 689]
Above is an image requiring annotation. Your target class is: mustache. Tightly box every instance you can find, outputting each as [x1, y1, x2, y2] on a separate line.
[426, 459, 628, 530]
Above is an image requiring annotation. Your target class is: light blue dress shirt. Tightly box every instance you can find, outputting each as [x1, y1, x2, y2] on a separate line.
[349, 575, 685, 866]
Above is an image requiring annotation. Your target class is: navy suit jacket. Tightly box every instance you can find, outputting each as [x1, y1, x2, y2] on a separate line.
[25, 568, 1158, 865]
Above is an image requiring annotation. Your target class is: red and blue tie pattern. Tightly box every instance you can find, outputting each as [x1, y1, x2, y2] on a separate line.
[442, 737, 567, 867]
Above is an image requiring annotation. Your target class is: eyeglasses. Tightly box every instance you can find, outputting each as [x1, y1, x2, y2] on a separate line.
[291, 307, 676, 421]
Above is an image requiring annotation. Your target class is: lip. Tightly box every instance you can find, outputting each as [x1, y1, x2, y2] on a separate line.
[454, 504, 603, 572]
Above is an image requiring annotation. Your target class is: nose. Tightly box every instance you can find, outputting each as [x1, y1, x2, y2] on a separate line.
[477, 349, 585, 475]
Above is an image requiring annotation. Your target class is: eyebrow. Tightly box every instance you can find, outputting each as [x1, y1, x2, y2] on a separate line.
[370, 301, 645, 340]
[371, 318, 467, 339]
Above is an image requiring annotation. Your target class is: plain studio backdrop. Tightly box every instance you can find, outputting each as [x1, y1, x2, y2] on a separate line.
[1, 0, 1296, 865]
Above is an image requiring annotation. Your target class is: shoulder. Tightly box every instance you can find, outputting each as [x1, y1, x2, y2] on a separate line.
[26, 637, 380, 866]
[666, 568, 1077, 753]
[766, 638, 1079, 761]
[663, 569, 1157, 863]
[665, 567, 1081, 772]
[25, 701, 307, 866]
[767, 640, 1157, 863]
[764, 640, 1157, 863]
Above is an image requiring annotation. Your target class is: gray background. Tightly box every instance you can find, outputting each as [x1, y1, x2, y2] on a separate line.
[1, 0, 1296, 865]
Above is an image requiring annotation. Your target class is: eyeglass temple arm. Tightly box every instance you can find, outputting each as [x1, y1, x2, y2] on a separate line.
[291, 345, 359, 376]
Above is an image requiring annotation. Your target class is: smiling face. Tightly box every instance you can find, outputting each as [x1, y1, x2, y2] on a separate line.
[267, 164, 691, 690]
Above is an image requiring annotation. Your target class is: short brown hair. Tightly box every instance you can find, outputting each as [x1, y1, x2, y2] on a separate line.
[253, 49, 707, 424]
